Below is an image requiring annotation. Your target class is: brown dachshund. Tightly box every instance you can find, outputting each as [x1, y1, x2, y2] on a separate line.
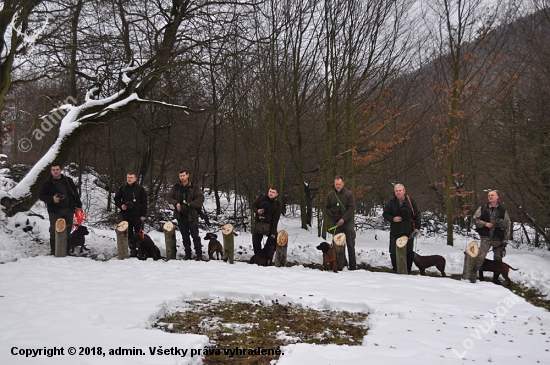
[413, 252, 446, 276]
[204, 233, 223, 260]
[479, 259, 518, 287]
[130, 233, 162, 261]
[70, 226, 90, 254]
[249, 236, 276, 266]
[316, 241, 338, 273]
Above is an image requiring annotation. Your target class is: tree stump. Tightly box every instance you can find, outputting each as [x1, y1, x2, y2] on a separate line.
[396, 236, 408, 274]
[163, 221, 176, 260]
[462, 241, 479, 283]
[222, 223, 234, 264]
[55, 218, 67, 257]
[333, 233, 347, 271]
[275, 230, 288, 267]
[116, 221, 129, 260]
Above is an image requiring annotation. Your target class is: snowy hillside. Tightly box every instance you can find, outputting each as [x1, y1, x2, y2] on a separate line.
[0, 171, 549, 364]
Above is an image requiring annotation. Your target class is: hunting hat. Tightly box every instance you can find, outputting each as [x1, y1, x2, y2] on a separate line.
[397, 205, 411, 219]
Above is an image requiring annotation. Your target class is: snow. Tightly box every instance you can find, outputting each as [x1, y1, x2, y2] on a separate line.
[1, 174, 550, 364]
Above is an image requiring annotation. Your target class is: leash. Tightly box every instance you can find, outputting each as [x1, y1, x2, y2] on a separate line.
[136, 219, 145, 239]
[334, 192, 346, 212]
[488, 242, 507, 257]
[327, 224, 339, 233]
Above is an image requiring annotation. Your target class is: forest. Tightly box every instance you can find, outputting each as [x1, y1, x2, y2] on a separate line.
[1, 0, 549, 247]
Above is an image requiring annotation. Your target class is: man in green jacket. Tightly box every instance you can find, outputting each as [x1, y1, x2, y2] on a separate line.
[326, 175, 357, 270]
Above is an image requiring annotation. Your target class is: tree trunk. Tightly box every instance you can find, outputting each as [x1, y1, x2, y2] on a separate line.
[462, 241, 479, 283]
[163, 221, 176, 260]
[55, 218, 67, 257]
[275, 230, 288, 267]
[396, 236, 408, 275]
[116, 221, 129, 260]
[333, 232, 346, 271]
[222, 223, 234, 264]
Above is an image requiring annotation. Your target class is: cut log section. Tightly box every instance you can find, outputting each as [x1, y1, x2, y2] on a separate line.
[462, 241, 479, 282]
[465, 241, 479, 258]
[275, 230, 288, 267]
[116, 221, 129, 260]
[333, 233, 347, 271]
[55, 218, 67, 257]
[396, 235, 408, 274]
[222, 223, 234, 264]
[163, 221, 176, 260]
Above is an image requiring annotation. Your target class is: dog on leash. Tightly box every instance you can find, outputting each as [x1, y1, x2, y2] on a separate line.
[316, 241, 338, 273]
[249, 236, 276, 266]
[129, 232, 162, 261]
[479, 259, 518, 287]
[413, 252, 446, 276]
[70, 225, 90, 254]
[204, 233, 223, 260]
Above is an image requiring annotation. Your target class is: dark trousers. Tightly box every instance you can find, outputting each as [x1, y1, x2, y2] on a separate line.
[252, 232, 268, 255]
[177, 218, 202, 256]
[332, 222, 357, 269]
[123, 216, 142, 257]
[389, 234, 414, 273]
[48, 208, 74, 255]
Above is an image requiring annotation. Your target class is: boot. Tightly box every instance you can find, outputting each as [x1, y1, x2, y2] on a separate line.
[492, 272, 502, 285]
[390, 254, 397, 273]
[195, 251, 202, 261]
[183, 251, 193, 260]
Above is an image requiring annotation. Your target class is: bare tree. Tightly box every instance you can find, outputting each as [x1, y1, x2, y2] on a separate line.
[8, 0, 261, 212]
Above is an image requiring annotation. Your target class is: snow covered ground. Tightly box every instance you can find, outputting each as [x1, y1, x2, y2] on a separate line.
[1, 175, 550, 364]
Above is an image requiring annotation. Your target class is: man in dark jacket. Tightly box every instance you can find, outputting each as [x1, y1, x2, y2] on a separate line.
[39, 164, 83, 255]
[251, 186, 282, 255]
[383, 184, 420, 274]
[326, 175, 357, 270]
[471, 190, 510, 285]
[166, 169, 205, 260]
[114, 172, 148, 257]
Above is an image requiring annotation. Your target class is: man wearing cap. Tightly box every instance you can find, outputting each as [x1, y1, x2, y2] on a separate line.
[326, 175, 357, 270]
[383, 184, 420, 274]
[114, 172, 148, 257]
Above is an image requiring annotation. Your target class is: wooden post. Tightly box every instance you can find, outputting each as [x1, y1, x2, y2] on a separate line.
[116, 221, 129, 260]
[333, 233, 347, 271]
[55, 218, 67, 257]
[163, 221, 176, 260]
[275, 230, 288, 267]
[222, 224, 234, 264]
[396, 236, 408, 274]
[462, 241, 479, 283]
